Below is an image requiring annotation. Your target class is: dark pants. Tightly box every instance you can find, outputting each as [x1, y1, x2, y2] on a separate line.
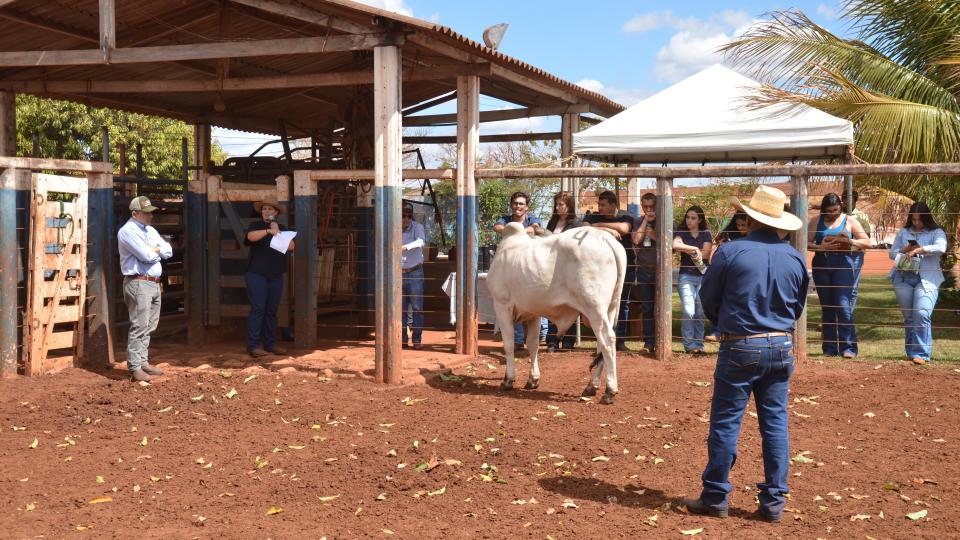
[700, 335, 795, 517]
[635, 270, 656, 349]
[514, 318, 547, 346]
[402, 267, 424, 345]
[546, 320, 576, 350]
[245, 271, 284, 352]
[850, 251, 865, 308]
[812, 252, 858, 356]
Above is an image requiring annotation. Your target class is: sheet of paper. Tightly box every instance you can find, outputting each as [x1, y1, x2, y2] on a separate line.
[269, 230, 297, 254]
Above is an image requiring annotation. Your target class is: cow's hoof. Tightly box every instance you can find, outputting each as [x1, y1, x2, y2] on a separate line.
[580, 384, 598, 397]
[523, 379, 540, 390]
[499, 379, 515, 391]
[599, 389, 616, 405]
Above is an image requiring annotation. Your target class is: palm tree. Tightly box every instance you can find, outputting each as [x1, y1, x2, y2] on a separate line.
[720, 2, 960, 243]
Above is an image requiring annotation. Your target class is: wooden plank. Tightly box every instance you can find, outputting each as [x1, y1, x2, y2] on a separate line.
[0, 34, 402, 67]
[48, 304, 84, 324]
[41, 281, 82, 298]
[403, 104, 590, 127]
[43, 253, 84, 270]
[403, 132, 561, 145]
[74, 181, 88, 361]
[228, 0, 372, 34]
[41, 355, 75, 373]
[791, 175, 809, 365]
[46, 330, 76, 351]
[221, 187, 276, 201]
[26, 180, 47, 375]
[0, 158, 111, 173]
[220, 275, 246, 288]
[220, 304, 251, 318]
[218, 193, 250, 259]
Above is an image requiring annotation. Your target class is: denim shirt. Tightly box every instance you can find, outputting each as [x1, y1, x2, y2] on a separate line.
[888, 227, 947, 287]
[700, 228, 809, 335]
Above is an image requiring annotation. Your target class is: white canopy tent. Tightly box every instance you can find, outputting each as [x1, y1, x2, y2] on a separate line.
[573, 64, 854, 163]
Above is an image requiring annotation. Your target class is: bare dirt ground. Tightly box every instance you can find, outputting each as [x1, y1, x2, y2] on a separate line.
[2, 344, 959, 539]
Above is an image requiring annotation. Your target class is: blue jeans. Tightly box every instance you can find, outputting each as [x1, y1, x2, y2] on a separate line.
[679, 273, 705, 351]
[635, 270, 656, 349]
[812, 252, 858, 356]
[892, 271, 939, 361]
[546, 320, 576, 349]
[402, 267, 424, 345]
[616, 270, 636, 348]
[850, 251, 865, 308]
[245, 271, 284, 352]
[514, 318, 547, 346]
[701, 335, 795, 516]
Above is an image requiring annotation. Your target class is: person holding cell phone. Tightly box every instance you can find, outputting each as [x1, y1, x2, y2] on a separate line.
[807, 193, 871, 358]
[888, 202, 947, 365]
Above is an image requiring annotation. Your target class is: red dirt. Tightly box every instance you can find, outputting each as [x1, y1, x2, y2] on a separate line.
[1, 347, 958, 539]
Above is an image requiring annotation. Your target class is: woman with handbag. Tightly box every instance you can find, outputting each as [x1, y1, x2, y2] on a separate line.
[888, 202, 947, 365]
[807, 193, 871, 358]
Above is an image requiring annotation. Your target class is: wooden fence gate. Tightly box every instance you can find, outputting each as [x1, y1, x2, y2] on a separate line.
[25, 174, 88, 375]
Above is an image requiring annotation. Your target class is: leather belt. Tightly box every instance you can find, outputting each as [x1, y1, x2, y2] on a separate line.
[402, 264, 423, 274]
[719, 331, 790, 342]
[127, 275, 162, 283]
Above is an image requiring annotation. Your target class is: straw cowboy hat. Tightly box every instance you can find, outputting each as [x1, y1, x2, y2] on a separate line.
[730, 185, 803, 231]
[254, 197, 286, 214]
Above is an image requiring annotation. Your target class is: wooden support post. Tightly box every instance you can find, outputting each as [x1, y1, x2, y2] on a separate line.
[99, 0, 116, 63]
[186, 125, 209, 345]
[85, 171, 115, 366]
[293, 170, 318, 350]
[0, 91, 15, 157]
[790, 175, 809, 364]
[655, 177, 674, 361]
[560, 112, 579, 193]
[455, 74, 480, 358]
[206, 174, 221, 326]
[275, 175, 292, 330]
[0, 168, 27, 377]
[845, 145, 855, 216]
[101, 127, 110, 163]
[374, 44, 403, 383]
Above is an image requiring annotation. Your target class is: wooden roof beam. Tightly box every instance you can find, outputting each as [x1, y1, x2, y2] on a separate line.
[0, 33, 403, 67]
[404, 103, 590, 126]
[0, 63, 490, 93]
[227, 0, 373, 35]
[403, 132, 561, 145]
[99, 0, 116, 63]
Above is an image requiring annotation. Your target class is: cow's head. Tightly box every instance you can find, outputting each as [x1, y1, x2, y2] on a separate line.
[501, 221, 527, 239]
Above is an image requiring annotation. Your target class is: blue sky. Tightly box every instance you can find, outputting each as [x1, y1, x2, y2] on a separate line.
[215, 0, 851, 161]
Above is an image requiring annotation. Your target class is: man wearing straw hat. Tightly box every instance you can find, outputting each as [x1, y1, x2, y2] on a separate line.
[118, 195, 173, 382]
[245, 198, 295, 358]
[682, 185, 809, 524]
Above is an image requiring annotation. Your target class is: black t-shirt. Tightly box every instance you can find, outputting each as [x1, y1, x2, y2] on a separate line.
[584, 211, 636, 266]
[245, 220, 291, 276]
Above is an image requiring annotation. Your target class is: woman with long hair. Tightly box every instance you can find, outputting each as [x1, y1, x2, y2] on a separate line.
[714, 212, 749, 245]
[807, 193, 871, 358]
[888, 202, 947, 365]
[672, 205, 713, 354]
[545, 191, 583, 352]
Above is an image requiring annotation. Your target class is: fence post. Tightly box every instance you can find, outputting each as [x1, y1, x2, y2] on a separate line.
[655, 176, 674, 361]
[791, 174, 809, 363]
[293, 170, 318, 350]
[455, 74, 480, 357]
[186, 127, 208, 345]
[85, 170, 115, 366]
[0, 168, 28, 377]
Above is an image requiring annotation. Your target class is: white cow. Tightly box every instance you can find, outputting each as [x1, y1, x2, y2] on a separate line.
[486, 222, 626, 404]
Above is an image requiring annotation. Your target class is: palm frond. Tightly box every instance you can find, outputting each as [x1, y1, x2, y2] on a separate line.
[843, 0, 960, 72]
[721, 10, 959, 112]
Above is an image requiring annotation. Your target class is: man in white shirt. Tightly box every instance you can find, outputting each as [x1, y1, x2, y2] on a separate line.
[401, 203, 426, 349]
[117, 196, 173, 382]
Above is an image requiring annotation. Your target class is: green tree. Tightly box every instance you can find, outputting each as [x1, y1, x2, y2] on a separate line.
[721, 2, 960, 239]
[15, 95, 227, 180]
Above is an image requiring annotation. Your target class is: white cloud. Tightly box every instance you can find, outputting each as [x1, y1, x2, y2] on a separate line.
[483, 116, 546, 135]
[816, 3, 840, 20]
[622, 10, 757, 83]
[621, 10, 674, 33]
[353, 0, 414, 17]
[575, 78, 605, 93]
